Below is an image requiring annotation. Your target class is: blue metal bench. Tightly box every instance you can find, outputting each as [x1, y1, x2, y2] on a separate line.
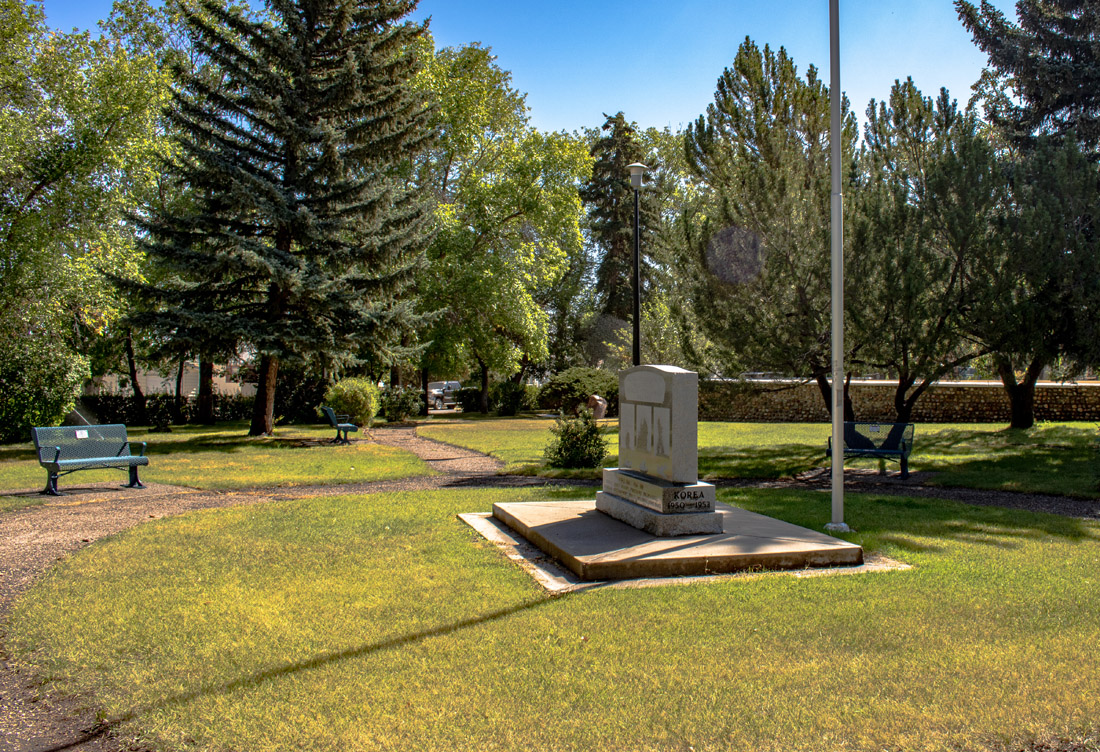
[320, 406, 358, 445]
[827, 421, 915, 479]
[32, 424, 149, 496]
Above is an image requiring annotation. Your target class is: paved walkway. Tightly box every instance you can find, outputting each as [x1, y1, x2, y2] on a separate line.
[0, 426, 1096, 751]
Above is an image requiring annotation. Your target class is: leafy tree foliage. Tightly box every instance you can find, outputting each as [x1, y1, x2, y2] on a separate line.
[0, 0, 167, 439]
[414, 41, 589, 411]
[967, 137, 1100, 427]
[849, 80, 1003, 423]
[682, 38, 858, 415]
[957, 0, 1100, 155]
[133, 0, 434, 435]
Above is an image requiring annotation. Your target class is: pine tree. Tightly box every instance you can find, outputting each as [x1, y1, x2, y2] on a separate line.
[957, 0, 1100, 155]
[580, 112, 660, 326]
[134, 0, 433, 435]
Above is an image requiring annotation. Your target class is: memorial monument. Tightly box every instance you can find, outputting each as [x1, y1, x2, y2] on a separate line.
[596, 365, 722, 536]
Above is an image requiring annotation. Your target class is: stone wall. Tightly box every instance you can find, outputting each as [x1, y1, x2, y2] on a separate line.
[699, 379, 1100, 423]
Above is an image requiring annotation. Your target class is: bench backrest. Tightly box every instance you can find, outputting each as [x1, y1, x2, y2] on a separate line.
[844, 422, 914, 451]
[32, 424, 133, 460]
[320, 406, 338, 427]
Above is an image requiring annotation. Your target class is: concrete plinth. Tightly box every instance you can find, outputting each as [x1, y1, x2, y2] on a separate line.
[595, 491, 722, 536]
[492, 500, 863, 581]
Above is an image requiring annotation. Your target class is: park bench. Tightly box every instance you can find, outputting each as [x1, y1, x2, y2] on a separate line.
[32, 424, 149, 496]
[826, 421, 915, 479]
[320, 406, 358, 444]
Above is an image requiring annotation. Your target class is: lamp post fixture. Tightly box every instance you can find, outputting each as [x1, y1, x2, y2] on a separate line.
[627, 162, 648, 367]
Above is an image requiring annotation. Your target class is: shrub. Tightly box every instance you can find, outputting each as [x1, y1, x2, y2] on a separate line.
[323, 378, 379, 427]
[457, 387, 482, 412]
[544, 408, 608, 469]
[380, 386, 423, 423]
[0, 334, 89, 443]
[491, 381, 529, 416]
[147, 395, 175, 432]
[538, 367, 618, 417]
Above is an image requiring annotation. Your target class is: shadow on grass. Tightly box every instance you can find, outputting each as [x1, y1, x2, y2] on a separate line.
[700, 443, 825, 479]
[915, 425, 1097, 497]
[728, 487, 1100, 554]
[39, 594, 561, 752]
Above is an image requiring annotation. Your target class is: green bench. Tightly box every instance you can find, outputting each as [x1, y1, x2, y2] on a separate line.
[827, 421, 915, 479]
[320, 406, 358, 445]
[32, 424, 149, 496]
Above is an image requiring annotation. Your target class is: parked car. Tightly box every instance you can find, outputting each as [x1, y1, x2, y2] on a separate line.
[427, 381, 462, 410]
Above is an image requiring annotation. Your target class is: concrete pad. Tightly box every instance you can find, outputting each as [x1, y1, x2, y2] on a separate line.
[491, 500, 863, 581]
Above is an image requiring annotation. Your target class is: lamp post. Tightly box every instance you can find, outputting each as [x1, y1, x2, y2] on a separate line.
[627, 162, 648, 367]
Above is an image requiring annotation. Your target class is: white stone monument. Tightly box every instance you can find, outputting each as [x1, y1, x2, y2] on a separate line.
[596, 365, 721, 536]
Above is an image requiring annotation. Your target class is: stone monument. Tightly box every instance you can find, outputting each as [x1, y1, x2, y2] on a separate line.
[596, 365, 721, 536]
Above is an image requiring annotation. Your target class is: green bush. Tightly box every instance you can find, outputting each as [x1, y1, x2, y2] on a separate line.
[380, 386, 423, 423]
[491, 381, 530, 416]
[323, 378, 379, 427]
[0, 333, 89, 443]
[457, 387, 482, 412]
[544, 408, 608, 469]
[538, 367, 618, 417]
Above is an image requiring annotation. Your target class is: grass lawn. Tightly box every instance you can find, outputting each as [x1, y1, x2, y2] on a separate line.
[0, 422, 429, 507]
[9, 485, 1100, 751]
[420, 417, 1100, 497]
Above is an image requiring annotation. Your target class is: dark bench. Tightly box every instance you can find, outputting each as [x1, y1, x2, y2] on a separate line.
[32, 424, 149, 496]
[320, 406, 358, 444]
[826, 421, 915, 479]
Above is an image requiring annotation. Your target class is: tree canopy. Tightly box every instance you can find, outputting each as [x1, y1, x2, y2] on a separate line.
[132, 0, 435, 435]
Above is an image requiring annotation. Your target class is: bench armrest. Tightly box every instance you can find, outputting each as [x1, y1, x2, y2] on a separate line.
[37, 445, 61, 464]
[118, 441, 147, 457]
[337, 414, 353, 423]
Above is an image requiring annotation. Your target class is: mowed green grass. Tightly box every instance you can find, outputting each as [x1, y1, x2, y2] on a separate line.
[9, 486, 1100, 751]
[420, 418, 1100, 496]
[0, 423, 429, 508]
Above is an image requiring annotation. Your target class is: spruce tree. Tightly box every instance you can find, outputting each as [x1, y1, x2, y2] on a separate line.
[957, 0, 1100, 155]
[580, 112, 660, 326]
[135, 0, 433, 435]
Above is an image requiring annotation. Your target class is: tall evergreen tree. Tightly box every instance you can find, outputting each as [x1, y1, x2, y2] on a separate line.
[580, 112, 660, 327]
[133, 0, 434, 435]
[683, 39, 858, 416]
[957, 0, 1100, 155]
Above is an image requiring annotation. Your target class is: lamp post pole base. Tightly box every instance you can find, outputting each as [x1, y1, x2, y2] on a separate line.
[825, 521, 852, 534]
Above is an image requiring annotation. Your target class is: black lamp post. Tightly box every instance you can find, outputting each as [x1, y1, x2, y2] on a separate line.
[627, 162, 648, 367]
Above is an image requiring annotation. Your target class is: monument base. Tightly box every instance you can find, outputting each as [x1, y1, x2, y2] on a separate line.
[596, 491, 723, 536]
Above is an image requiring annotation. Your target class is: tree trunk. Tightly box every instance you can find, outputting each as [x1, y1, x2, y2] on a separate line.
[198, 357, 215, 425]
[249, 355, 278, 435]
[174, 356, 186, 424]
[996, 356, 1046, 429]
[478, 358, 490, 414]
[814, 372, 855, 421]
[420, 365, 430, 417]
[124, 329, 148, 426]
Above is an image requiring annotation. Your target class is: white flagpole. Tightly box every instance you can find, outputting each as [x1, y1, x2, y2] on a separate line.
[827, 0, 849, 533]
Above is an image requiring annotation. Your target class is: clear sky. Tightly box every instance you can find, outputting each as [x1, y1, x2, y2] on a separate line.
[42, 0, 1018, 134]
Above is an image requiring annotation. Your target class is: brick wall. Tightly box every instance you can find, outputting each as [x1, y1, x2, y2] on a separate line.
[699, 379, 1100, 423]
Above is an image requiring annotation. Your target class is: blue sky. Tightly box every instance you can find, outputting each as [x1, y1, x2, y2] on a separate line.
[43, 0, 1017, 134]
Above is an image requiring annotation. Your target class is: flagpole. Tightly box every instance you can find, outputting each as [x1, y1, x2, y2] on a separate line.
[827, 0, 849, 533]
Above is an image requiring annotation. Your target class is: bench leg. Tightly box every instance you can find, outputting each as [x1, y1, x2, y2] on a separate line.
[125, 466, 145, 489]
[900, 456, 909, 480]
[337, 429, 349, 445]
[41, 473, 60, 496]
